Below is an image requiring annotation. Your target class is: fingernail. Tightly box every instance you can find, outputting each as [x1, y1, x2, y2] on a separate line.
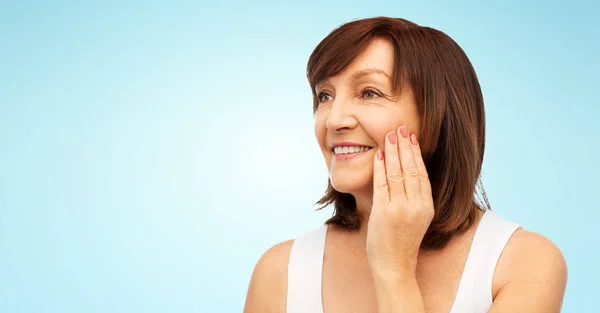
[388, 131, 397, 144]
[410, 134, 418, 145]
[377, 149, 384, 160]
[399, 125, 408, 138]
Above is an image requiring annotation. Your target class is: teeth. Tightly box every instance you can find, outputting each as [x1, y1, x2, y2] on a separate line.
[333, 146, 372, 155]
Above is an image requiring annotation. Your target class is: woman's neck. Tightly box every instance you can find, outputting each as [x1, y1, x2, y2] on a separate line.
[352, 190, 374, 235]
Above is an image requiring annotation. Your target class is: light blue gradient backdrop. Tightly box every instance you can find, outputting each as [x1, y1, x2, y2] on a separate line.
[1, 1, 598, 312]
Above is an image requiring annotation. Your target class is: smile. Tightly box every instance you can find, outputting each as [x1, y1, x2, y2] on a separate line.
[333, 146, 373, 155]
[332, 146, 373, 161]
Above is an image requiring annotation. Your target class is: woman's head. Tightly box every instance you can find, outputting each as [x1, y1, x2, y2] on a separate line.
[308, 17, 489, 248]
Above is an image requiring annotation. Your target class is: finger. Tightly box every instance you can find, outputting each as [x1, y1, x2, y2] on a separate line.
[384, 129, 407, 202]
[398, 125, 420, 201]
[410, 134, 433, 201]
[372, 148, 390, 206]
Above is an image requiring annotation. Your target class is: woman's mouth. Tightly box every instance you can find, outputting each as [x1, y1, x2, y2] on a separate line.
[333, 146, 373, 161]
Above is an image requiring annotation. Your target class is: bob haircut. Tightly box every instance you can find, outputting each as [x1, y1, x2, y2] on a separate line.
[307, 16, 491, 248]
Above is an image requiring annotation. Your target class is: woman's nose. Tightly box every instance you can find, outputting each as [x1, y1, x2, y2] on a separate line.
[325, 99, 358, 133]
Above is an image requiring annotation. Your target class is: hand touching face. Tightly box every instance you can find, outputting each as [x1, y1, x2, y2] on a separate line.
[367, 125, 434, 273]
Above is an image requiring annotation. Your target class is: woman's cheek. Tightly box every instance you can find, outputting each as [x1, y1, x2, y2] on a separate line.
[359, 115, 398, 145]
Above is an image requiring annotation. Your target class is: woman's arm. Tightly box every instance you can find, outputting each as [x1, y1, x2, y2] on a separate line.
[371, 269, 426, 313]
[367, 127, 433, 313]
[488, 230, 567, 313]
[243, 240, 293, 313]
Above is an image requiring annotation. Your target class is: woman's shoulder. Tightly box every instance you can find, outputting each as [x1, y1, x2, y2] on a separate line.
[253, 238, 296, 281]
[253, 239, 296, 278]
[244, 224, 327, 312]
[243, 239, 294, 313]
[491, 228, 568, 308]
[497, 229, 567, 285]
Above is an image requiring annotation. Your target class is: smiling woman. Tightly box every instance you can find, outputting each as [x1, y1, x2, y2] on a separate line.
[243, 16, 567, 313]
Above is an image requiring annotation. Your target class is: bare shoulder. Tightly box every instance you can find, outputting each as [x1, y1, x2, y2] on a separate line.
[491, 229, 568, 312]
[243, 239, 294, 313]
[495, 229, 568, 286]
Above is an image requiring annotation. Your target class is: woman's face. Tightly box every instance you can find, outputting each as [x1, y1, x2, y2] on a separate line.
[314, 38, 421, 196]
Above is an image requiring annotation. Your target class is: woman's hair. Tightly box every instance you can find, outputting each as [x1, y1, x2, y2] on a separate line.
[307, 16, 491, 249]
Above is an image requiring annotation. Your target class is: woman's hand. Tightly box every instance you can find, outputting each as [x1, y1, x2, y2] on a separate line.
[366, 125, 434, 277]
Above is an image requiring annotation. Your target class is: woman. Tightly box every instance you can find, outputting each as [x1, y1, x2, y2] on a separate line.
[244, 16, 567, 313]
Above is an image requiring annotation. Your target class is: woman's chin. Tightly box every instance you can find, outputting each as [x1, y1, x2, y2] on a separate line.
[329, 173, 372, 195]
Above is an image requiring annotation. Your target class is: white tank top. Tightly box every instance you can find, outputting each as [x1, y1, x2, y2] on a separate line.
[286, 210, 520, 313]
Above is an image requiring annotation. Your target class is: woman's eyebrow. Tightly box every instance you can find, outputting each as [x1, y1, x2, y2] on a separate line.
[315, 80, 331, 91]
[314, 68, 391, 90]
[351, 68, 391, 80]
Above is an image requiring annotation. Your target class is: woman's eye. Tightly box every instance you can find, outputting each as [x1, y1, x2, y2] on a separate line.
[362, 88, 380, 99]
[317, 92, 333, 103]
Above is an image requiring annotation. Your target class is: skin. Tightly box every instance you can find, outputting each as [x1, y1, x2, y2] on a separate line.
[244, 38, 568, 313]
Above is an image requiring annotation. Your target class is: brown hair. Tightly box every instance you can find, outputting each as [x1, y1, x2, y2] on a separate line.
[307, 16, 491, 249]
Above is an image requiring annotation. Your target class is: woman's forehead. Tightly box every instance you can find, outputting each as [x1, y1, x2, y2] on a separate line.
[315, 39, 395, 87]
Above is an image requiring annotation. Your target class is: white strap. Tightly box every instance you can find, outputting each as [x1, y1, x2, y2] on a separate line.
[286, 224, 328, 313]
[450, 210, 520, 313]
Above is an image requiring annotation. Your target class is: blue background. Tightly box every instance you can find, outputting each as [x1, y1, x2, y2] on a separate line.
[1, 1, 598, 312]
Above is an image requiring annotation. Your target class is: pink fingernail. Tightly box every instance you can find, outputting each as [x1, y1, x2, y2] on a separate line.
[377, 149, 384, 160]
[410, 134, 418, 145]
[400, 125, 408, 138]
[388, 131, 397, 144]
